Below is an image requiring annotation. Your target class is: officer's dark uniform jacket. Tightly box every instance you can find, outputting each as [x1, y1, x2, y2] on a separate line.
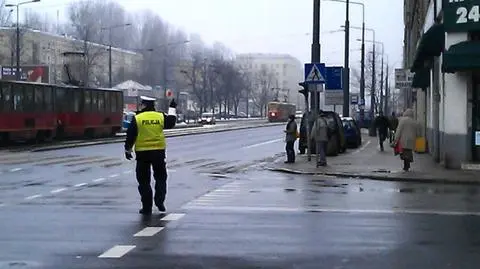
[124, 108, 177, 152]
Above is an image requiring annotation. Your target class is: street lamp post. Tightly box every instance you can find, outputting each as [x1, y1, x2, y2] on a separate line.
[6, 0, 41, 81]
[324, 0, 365, 116]
[101, 23, 131, 88]
[361, 38, 385, 136]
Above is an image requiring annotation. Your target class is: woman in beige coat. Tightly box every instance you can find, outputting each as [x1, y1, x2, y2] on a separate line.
[393, 109, 421, 171]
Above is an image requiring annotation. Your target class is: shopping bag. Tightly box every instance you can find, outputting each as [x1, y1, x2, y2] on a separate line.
[393, 142, 402, 156]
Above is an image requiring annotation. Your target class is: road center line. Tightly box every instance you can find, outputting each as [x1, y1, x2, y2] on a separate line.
[122, 170, 132, 174]
[93, 178, 106, 182]
[109, 174, 119, 178]
[161, 213, 185, 221]
[98, 245, 136, 258]
[9, 168, 22, 172]
[25, 194, 42, 200]
[242, 138, 283, 149]
[74, 183, 88, 187]
[133, 227, 164, 237]
[51, 188, 67, 194]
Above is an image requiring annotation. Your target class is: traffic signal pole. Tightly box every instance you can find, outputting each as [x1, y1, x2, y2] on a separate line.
[308, 0, 321, 162]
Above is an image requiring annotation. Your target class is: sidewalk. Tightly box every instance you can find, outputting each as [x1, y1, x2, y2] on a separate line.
[267, 135, 480, 185]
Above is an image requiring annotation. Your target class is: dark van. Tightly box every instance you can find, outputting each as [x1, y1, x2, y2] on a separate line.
[298, 111, 347, 156]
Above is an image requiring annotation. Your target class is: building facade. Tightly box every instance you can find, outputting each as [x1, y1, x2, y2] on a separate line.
[405, 0, 480, 169]
[0, 27, 142, 86]
[236, 53, 304, 110]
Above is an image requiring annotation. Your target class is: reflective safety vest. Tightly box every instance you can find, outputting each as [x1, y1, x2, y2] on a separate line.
[134, 111, 166, 151]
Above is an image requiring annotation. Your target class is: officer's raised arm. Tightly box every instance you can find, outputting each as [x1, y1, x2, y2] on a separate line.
[163, 98, 177, 130]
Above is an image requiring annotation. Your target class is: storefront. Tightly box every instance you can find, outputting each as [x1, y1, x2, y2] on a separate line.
[409, 0, 480, 168]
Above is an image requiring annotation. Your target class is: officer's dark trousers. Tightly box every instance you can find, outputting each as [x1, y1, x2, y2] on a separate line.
[135, 149, 167, 209]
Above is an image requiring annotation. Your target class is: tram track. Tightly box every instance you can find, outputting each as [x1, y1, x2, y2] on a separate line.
[0, 121, 284, 152]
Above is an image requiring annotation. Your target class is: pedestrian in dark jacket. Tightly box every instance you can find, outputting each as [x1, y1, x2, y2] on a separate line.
[374, 111, 390, 151]
[284, 114, 298, 163]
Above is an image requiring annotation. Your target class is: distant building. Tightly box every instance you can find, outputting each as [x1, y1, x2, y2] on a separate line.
[0, 27, 142, 86]
[236, 53, 304, 111]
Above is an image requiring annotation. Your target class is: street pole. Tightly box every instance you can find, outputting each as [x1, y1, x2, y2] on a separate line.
[343, 0, 350, 117]
[108, 28, 112, 88]
[379, 52, 384, 113]
[15, 5, 20, 80]
[308, 0, 321, 162]
[385, 61, 389, 114]
[360, 21, 365, 126]
[369, 42, 376, 137]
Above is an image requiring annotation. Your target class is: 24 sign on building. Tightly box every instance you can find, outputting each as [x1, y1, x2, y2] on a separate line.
[444, 0, 480, 32]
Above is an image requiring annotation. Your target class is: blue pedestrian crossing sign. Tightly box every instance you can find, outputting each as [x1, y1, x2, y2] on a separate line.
[304, 63, 326, 84]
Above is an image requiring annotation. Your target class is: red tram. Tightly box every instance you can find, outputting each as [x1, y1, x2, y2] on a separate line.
[267, 101, 296, 122]
[0, 80, 123, 142]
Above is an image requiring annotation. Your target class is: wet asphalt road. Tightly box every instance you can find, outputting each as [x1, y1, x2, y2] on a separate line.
[2, 125, 480, 268]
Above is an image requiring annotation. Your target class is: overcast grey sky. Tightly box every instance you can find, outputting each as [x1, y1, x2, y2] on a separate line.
[25, 0, 404, 73]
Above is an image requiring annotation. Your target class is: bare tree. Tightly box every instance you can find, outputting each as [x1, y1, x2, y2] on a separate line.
[0, 1, 13, 27]
[23, 10, 53, 32]
[66, 0, 109, 86]
[252, 66, 278, 116]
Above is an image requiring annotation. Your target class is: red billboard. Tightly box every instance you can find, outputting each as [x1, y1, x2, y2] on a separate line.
[1, 65, 50, 83]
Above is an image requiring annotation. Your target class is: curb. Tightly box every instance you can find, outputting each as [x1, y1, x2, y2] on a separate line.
[266, 167, 480, 186]
[30, 123, 285, 152]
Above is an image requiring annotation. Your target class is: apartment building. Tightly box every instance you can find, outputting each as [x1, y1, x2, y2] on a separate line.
[0, 27, 142, 86]
[236, 53, 304, 110]
[405, 0, 480, 168]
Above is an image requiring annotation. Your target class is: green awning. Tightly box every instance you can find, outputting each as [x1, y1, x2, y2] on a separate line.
[410, 23, 445, 72]
[442, 41, 480, 73]
[411, 68, 430, 89]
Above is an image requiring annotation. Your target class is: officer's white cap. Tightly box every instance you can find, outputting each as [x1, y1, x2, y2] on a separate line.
[140, 96, 156, 102]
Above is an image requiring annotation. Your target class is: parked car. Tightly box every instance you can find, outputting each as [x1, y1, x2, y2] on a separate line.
[298, 110, 347, 156]
[198, 112, 216, 125]
[341, 117, 362, 148]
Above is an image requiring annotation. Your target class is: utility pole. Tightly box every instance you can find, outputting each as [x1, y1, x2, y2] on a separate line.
[369, 43, 376, 137]
[385, 62, 389, 114]
[108, 30, 112, 88]
[360, 22, 365, 126]
[15, 5, 20, 80]
[379, 53, 384, 113]
[308, 0, 321, 162]
[343, 0, 350, 117]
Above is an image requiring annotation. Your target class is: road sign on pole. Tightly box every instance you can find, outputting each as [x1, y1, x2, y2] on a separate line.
[394, 68, 413, 89]
[304, 63, 326, 84]
[324, 66, 343, 106]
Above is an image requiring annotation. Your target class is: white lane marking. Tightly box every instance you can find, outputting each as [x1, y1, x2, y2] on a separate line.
[25, 194, 42, 200]
[109, 174, 119, 178]
[203, 193, 231, 197]
[133, 227, 164, 237]
[182, 205, 480, 216]
[98, 245, 136, 258]
[242, 138, 283, 149]
[74, 183, 88, 187]
[93, 178, 106, 182]
[353, 140, 371, 154]
[212, 189, 235, 193]
[51, 188, 67, 194]
[161, 213, 185, 221]
[167, 169, 176, 173]
[9, 168, 22, 172]
[123, 170, 132, 174]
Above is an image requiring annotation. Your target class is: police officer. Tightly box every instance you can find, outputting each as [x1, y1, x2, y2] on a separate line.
[124, 96, 177, 215]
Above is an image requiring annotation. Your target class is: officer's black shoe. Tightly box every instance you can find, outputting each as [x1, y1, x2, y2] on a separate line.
[139, 208, 152, 215]
[157, 204, 166, 212]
